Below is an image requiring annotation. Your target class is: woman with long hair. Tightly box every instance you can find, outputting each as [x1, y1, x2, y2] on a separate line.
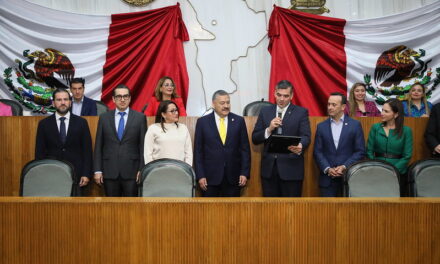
[402, 83, 432, 117]
[345, 83, 381, 117]
[144, 100, 192, 165]
[366, 98, 413, 175]
[144, 76, 187, 116]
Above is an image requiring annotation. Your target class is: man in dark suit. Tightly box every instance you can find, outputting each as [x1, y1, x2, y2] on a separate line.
[35, 88, 93, 195]
[313, 92, 365, 197]
[425, 103, 440, 158]
[93, 84, 146, 197]
[194, 90, 251, 197]
[70, 78, 97, 116]
[252, 80, 311, 197]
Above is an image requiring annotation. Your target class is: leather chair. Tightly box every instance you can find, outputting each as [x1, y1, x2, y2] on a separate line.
[20, 159, 76, 196]
[95, 100, 109, 116]
[0, 99, 23, 116]
[243, 100, 274, 116]
[139, 158, 195, 197]
[407, 159, 440, 197]
[343, 160, 401, 197]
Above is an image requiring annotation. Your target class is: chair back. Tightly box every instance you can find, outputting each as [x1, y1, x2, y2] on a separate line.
[243, 100, 274, 116]
[344, 160, 400, 197]
[20, 159, 76, 197]
[0, 99, 23, 116]
[95, 100, 109, 116]
[139, 158, 195, 197]
[408, 159, 440, 197]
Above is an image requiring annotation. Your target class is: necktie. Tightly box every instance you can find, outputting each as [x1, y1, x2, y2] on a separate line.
[219, 117, 226, 145]
[59, 117, 66, 144]
[118, 112, 126, 141]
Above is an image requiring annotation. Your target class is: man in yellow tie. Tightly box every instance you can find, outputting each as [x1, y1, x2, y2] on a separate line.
[194, 90, 251, 197]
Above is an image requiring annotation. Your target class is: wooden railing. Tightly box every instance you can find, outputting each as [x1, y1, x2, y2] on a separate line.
[0, 116, 431, 196]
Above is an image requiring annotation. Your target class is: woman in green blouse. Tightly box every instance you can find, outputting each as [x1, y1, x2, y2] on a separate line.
[366, 99, 413, 175]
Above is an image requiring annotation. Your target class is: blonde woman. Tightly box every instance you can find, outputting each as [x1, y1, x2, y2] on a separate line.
[402, 83, 432, 117]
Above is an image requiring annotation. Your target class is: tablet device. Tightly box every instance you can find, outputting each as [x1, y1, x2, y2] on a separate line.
[268, 135, 301, 154]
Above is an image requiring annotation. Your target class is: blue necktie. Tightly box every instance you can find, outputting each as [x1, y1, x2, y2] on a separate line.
[117, 112, 126, 141]
[59, 117, 66, 144]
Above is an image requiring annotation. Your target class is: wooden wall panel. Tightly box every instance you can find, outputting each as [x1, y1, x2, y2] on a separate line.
[0, 198, 439, 264]
[0, 116, 431, 197]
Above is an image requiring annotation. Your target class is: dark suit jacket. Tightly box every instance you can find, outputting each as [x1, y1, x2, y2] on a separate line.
[313, 115, 365, 187]
[425, 103, 440, 157]
[252, 104, 311, 181]
[71, 96, 97, 116]
[194, 112, 251, 186]
[35, 114, 93, 182]
[94, 109, 146, 180]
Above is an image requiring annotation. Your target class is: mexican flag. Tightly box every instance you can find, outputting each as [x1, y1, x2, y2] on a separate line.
[0, 0, 189, 114]
[268, 2, 440, 116]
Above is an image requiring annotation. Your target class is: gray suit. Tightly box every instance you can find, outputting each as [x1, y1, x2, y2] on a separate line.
[94, 109, 146, 183]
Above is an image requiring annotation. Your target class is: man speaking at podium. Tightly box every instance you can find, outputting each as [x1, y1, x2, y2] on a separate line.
[252, 80, 311, 197]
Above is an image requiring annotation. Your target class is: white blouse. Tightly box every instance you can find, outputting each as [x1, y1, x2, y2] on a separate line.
[144, 123, 193, 166]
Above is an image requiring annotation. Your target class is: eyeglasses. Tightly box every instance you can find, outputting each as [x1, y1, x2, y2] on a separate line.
[168, 109, 178, 114]
[163, 83, 175, 88]
[114, 94, 130, 100]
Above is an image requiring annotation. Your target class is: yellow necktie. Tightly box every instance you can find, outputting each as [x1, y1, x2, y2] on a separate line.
[219, 117, 226, 145]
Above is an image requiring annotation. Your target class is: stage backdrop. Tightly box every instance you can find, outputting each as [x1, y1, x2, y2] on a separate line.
[268, 3, 440, 116]
[0, 0, 438, 116]
[0, 0, 189, 114]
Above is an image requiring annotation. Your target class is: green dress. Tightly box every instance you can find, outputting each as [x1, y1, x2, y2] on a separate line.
[366, 123, 413, 174]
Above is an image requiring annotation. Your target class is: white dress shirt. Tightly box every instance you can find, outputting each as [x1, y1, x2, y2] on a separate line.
[214, 111, 228, 134]
[55, 111, 71, 136]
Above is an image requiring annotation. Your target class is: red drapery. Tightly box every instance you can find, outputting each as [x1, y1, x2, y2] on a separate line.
[102, 4, 189, 111]
[268, 5, 346, 116]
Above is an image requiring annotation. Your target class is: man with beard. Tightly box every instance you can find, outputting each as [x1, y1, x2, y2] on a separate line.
[35, 88, 93, 195]
[194, 90, 251, 197]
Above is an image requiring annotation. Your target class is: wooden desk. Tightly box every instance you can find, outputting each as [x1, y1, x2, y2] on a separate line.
[0, 197, 439, 264]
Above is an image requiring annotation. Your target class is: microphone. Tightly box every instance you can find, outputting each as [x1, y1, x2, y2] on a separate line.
[141, 102, 149, 113]
[276, 110, 283, 134]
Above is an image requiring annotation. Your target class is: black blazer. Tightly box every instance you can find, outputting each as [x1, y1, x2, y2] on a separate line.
[425, 103, 440, 157]
[35, 114, 93, 181]
[194, 112, 251, 185]
[252, 104, 311, 181]
[94, 109, 147, 180]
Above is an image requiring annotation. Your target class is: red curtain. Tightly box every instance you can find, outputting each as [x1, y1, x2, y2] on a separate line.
[268, 5, 346, 116]
[102, 4, 189, 111]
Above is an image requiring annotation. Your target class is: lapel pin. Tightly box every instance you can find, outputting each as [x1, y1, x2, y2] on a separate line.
[345, 123, 348, 125]
[232, 118, 234, 122]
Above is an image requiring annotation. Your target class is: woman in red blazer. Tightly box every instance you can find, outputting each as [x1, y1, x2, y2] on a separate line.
[144, 76, 187, 117]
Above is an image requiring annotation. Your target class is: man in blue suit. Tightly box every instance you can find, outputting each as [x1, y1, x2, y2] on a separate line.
[313, 92, 365, 197]
[252, 80, 311, 197]
[70, 78, 98, 116]
[194, 90, 251, 197]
